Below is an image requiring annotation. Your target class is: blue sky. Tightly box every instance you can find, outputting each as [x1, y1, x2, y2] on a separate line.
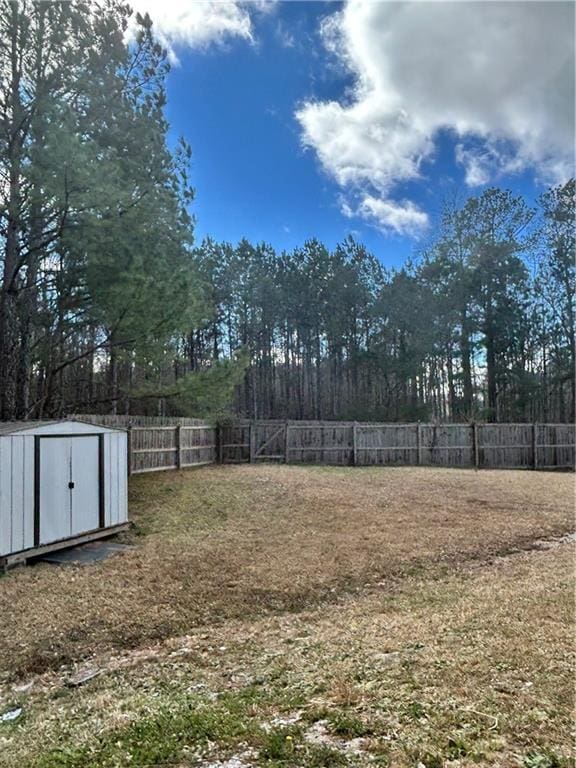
[165, 4, 375, 256]
[154, 1, 574, 269]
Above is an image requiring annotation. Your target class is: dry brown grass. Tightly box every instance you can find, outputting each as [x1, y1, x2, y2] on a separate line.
[0, 465, 573, 680]
[0, 540, 573, 766]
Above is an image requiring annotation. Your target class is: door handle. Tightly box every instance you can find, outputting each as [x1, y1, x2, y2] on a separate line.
[68, 481, 75, 489]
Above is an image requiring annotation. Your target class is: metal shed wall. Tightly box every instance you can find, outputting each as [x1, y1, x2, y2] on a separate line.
[0, 434, 35, 555]
[0, 421, 128, 557]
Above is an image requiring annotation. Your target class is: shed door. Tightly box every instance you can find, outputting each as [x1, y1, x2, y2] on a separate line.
[70, 437, 100, 536]
[38, 436, 101, 545]
[39, 437, 71, 544]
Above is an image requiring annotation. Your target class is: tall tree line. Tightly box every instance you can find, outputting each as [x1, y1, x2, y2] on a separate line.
[188, 183, 574, 423]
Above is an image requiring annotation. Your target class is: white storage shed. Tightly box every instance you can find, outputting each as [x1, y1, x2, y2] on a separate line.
[0, 420, 128, 567]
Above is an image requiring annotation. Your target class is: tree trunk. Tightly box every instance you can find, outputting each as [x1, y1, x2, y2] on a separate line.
[0, 5, 24, 420]
[485, 316, 497, 421]
[108, 337, 118, 415]
[460, 310, 473, 418]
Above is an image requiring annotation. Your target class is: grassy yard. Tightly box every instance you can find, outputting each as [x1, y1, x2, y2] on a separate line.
[0, 465, 573, 767]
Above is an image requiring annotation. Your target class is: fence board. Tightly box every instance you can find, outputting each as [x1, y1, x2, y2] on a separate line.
[220, 424, 250, 463]
[478, 423, 533, 468]
[289, 423, 353, 466]
[421, 424, 473, 467]
[355, 424, 417, 466]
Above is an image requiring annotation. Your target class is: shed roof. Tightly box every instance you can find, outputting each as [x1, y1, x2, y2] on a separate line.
[0, 420, 59, 435]
[0, 419, 125, 435]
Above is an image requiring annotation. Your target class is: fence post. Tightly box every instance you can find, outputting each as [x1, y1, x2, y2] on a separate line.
[176, 425, 182, 469]
[249, 422, 256, 463]
[472, 422, 479, 469]
[216, 424, 222, 464]
[127, 425, 133, 476]
[352, 422, 357, 466]
[284, 421, 290, 463]
[416, 422, 422, 465]
[532, 423, 538, 470]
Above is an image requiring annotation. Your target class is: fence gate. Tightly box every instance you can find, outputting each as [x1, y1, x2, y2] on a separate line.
[250, 423, 287, 462]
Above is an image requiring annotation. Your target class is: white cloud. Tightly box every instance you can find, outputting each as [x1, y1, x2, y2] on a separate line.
[454, 144, 492, 187]
[340, 192, 428, 236]
[357, 196, 429, 236]
[296, 0, 575, 235]
[275, 20, 296, 49]
[129, 0, 274, 62]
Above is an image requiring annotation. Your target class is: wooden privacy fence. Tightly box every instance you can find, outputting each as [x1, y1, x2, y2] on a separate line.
[73, 416, 574, 472]
[128, 424, 216, 474]
[73, 415, 216, 474]
[220, 421, 575, 471]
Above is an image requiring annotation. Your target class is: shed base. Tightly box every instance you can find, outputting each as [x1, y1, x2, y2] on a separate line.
[0, 523, 130, 571]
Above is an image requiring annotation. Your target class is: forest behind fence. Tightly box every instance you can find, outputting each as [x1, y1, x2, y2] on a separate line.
[78, 416, 574, 473]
